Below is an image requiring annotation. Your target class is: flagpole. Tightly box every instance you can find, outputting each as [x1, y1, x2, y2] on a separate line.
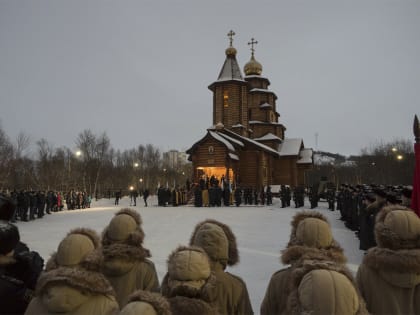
[411, 115, 420, 216]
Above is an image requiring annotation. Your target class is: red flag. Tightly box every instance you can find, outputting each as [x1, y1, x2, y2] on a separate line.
[411, 142, 420, 216]
[411, 115, 420, 216]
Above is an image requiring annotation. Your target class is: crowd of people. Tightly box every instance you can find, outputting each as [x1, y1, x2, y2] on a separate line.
[1, 186, 420, 315]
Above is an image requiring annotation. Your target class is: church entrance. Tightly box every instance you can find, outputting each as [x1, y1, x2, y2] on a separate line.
[195, 166, 234, 184]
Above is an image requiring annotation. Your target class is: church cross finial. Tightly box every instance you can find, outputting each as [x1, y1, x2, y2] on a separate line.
[227, 30, 235, 47]
[248, 38, 258, 56]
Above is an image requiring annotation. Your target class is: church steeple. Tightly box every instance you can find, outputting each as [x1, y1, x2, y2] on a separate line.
[216, 30, 244, 81]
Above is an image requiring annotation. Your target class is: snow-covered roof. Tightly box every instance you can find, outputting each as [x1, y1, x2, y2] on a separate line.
[259, 102, 272, 109]
[217, 132, 245, 147]
[249, 88, 277, 98]
[216, 56, 244, 82]
[231, 123, 245, 128]
[278, 138, 303, 156]
[249, 120, 284, 126]
[229, 153, 239, 160]
[253, 133, 282, 142]
[222, 129, 280, 156]
[209, 130, 235, 151]
[297, 148, 313, 164]
[245, 75, 270, 81]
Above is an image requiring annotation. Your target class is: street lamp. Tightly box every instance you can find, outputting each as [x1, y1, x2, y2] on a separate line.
[397, 154, 403, 160]
[76, 150, 82, 157]
[392, 147, 398, 153]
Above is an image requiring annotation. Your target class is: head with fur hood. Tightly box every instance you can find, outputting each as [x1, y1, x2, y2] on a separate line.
[282, 211, 346, 265]
[189, 219, 239, 269]
[161, 245, 217, 315]
[101, 208, 151, 260]
[119, 290, 171, 315]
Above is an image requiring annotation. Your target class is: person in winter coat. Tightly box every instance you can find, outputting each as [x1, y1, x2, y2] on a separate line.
[0, 222, 43, 315]
[161, 245, 218, 315]
[119, 290, 171, 315]
[25, 228, 119, 315]
[102, 208, 159, 307]
[189, 219, 253, 315]
[357, 205, 420, 315]
[260, 211, 368, 315]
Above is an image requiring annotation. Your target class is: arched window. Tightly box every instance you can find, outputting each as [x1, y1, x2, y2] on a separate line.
[223, 91, 229, 108]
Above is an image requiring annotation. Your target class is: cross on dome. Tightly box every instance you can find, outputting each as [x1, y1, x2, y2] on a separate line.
[248, 38, 258, 55]
[227, 30, 235, 47]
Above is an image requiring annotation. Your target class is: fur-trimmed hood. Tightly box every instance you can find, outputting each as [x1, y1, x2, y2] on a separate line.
[168, 296, 218, 315]
[120, 290, 172, 315]
[45, 227, 102, 271]
[281, 211, 345, 265]
[286, 259, 369, 315]
[189, 219, 239, 267]
[161, 246, 217, 304]
[102, 208, 146, 247]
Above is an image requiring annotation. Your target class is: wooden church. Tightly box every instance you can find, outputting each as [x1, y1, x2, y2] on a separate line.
[186, 31, 313, 189]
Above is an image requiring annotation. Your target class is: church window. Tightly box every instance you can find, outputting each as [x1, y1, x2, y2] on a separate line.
[223, 91, 229, 107]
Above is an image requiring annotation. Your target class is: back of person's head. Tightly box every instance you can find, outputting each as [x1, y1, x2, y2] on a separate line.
[0, 195, 17, 221]
[282, 211, 345, 265]
[189, 219, 239, 268]
[375, 205, 420, 250]
[102, 208, 144, 246]
[46, 227, 101, 270]
[294, 269, 367, 315]
[119, 290, 171, 315]
[0, 222, 19, 255]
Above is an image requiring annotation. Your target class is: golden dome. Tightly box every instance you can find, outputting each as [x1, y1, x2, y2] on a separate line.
[244, 54, 262, 75]
[225, 46, 237, 57]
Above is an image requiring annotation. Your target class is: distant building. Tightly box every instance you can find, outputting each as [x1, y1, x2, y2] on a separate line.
[186, 32, 313, 188]
[163, 150, 188, 169]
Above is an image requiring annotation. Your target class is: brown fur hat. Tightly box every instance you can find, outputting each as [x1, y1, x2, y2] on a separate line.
[375, 205, 420, 250]
[102, 208, 145, 247]
[189, 219, 239, 266]
[121, 290, 172, 315]
[168, 296, 218, 315]
[282, 211, 345, 265]
[45, 227, 102, 271]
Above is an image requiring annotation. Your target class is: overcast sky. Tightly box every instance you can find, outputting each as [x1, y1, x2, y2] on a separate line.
[1, 0, 419, 157]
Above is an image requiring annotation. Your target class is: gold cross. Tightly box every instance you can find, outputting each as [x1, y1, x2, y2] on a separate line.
[248, 38, 258, 54]
[227, 30, 235, 46]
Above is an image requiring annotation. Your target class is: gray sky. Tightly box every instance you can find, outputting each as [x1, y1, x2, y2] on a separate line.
[1, 0, 419, 157]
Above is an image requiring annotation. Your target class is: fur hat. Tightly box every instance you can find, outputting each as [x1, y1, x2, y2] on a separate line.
[375, 205, 420, 250]
[189, 219, 239, 266]
[102, 208, 145, 246]
[120, 290, 172, 315]
[0, 222, 19, 255]
[289, 265, 368, 315]
[282, 212, 346, 265]
[0, 195, 17, 221]
[45, 227, 102, 271]
[161, 245, 216, 302]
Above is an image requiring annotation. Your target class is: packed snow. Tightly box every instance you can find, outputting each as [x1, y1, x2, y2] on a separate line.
[16, 196, 364, 314]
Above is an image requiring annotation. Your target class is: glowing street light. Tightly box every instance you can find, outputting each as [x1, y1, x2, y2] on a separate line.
[76, 150, 82, 157]
[392, 147, 398, 152]
[134, 163, 139, 168]
[139, 178, 143, 183]
[129, 186, 134, 191]
[397, 154, 403, 160]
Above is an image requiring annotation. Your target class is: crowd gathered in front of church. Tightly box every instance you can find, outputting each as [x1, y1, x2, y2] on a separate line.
[1, 181, 420, 315]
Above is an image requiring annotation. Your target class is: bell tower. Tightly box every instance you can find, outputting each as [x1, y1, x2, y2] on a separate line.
[208, 30, 249, 137]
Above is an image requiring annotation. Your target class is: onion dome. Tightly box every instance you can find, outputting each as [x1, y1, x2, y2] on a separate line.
[244, 54, 262, 75]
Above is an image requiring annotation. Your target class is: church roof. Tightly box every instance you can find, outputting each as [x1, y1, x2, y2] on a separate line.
[249, 88, 277, 98]
[221, 129, 280, 156]
[278, 138, 304, 156]
[259, 102, 272, 109]
[216, 54, 244, 82]
[297, 148, 313, 164]
[208, 130, 236, 151]
[253, 133, 282, 142]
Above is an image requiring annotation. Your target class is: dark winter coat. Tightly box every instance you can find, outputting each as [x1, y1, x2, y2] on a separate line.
[357, 206, 420, 315]
[0, 251, 43, 315]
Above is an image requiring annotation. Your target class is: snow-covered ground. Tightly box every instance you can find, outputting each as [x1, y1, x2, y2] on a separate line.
[17, 196, 364, 314]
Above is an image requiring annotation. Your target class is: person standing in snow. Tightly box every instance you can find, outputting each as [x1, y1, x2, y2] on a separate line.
[25, 228, 119, 315]
[161, 245, 218, 315]
[189, 219, 253, 315]
[101, 208, 159, 307]
[260, 211, 368, 315]
[357, 205, 420, 315]
[0, 222, 44, 315]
